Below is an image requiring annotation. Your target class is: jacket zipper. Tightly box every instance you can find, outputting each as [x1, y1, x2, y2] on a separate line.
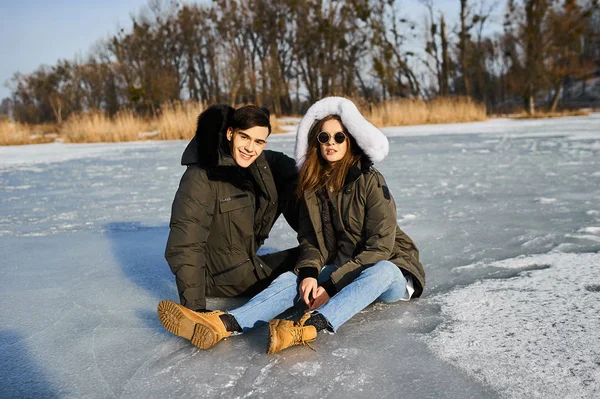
[212, 258, 250, 277]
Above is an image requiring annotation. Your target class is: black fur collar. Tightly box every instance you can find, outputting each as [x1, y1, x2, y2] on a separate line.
[206, 164, 256, 192]
[344, 157, 373, 186]
[181, 104, 235, 167]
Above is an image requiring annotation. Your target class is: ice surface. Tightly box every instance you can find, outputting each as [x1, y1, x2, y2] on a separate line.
[1, 114, 599, 398]
[427, 252, 600, 399]
[0, 141, 166, 167]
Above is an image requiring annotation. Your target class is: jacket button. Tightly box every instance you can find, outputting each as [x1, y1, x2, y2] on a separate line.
[345, 187, 351, 194]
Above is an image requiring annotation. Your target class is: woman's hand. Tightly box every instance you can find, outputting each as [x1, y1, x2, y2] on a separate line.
[299, 277, 318, 306]
[307, 287, 330, 312]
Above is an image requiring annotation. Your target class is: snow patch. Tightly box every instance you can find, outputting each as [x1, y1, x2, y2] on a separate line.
[520, 234, 556, 248]
[565, 233, 600, 243]
[289, 362, 322, 377]
[398, 214, 417, 223]
[331, 348, 360, 358]
[425, 251, 600, 399]
[3, 185, 32, 191]
[579, 227, 600, 234]
[252, 360, 279, 386]
[536, 197, 557, 204]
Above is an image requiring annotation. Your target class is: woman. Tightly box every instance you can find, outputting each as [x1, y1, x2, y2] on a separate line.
[158, 97, 425, 353]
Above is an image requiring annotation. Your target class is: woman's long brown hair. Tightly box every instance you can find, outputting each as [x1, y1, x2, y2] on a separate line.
[296, 115, 363, 198]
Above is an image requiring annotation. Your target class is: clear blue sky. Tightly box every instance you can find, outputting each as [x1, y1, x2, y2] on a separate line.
[0, 0, 501, 101]
[0, 0, 151, 99]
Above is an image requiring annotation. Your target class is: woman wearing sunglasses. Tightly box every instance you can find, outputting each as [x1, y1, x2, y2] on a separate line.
[157, 97, 425, 353]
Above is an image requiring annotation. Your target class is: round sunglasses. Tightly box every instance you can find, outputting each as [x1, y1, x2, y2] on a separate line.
[317, 131, 347, 144]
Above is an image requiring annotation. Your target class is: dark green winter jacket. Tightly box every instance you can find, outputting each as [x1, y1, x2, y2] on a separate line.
[294, 159, 425, 297]
[165, 105, 299, 311]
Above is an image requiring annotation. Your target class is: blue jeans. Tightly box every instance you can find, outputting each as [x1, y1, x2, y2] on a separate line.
[229, 260, 407, 332]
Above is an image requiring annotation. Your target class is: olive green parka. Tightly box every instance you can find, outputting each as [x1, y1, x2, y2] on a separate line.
[165, 105, 299, 311]
[294, 159, 425, 297]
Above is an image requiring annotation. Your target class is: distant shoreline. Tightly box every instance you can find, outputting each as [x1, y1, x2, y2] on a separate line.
[2, 106, 597, 147]
[1, 98, 487, 146]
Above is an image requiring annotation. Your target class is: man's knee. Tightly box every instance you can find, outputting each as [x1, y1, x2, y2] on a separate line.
[273, 270, 298, 285]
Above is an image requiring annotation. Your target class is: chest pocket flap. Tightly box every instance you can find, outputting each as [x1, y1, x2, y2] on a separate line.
[219, 194, 252, 213]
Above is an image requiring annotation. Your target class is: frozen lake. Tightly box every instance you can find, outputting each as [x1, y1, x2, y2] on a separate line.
[1, 114, 599, 398]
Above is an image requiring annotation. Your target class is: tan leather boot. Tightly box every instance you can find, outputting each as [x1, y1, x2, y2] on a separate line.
[267, 313, 318, 354]
[157, 300, 231, 349]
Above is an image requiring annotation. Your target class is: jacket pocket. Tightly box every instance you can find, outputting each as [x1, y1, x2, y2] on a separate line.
[219, 194, 251, 213]
[212, 258, 253, 286]
[218, 193, 254, 242]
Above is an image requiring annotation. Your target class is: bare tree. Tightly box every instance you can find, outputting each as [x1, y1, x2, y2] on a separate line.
[459, 0, 472, 96]
[419, 0, 443, 96]
[371, 0, 420, 99]
[546, 0, 596, 111]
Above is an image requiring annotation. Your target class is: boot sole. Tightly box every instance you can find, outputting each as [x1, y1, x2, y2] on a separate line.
[267, 319, 280, 354]
[157, 300, 217, 350]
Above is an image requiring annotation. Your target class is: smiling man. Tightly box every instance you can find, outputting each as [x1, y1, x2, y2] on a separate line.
[226, 125, 268, 167]
[161, 105, 301, 317]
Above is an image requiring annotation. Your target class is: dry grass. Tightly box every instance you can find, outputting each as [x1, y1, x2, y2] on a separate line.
[156, 102, 205, 140]
[39, 101, 205, 144]
[0, 120, 57, 146]
[270, 114, 284, 133]
[1, 102, 287, 146]
[509, 109, 591, 119]
[61, 110, 148, 143]
[363, 97, 487, 127]
[2, 97, 489, 146]
[1, 101, 288, 146]
[0, 121, 32, 146]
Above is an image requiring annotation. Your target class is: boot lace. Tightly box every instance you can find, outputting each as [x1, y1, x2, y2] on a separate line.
[290, 322, 316, 352]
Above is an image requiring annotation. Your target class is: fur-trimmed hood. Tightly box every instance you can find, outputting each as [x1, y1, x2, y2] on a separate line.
[181, 104, 235, 166]
[295, 97, 389, 168]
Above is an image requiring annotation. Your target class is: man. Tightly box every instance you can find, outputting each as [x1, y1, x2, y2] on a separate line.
[163, 104, 300, 313]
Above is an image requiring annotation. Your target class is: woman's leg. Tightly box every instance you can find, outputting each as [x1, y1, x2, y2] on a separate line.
[229, 271, 300, 332]
[315, 261, 407, 332]
[230, 265, 339, 332]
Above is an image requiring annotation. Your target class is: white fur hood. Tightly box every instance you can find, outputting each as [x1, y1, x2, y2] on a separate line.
[294, 97, 389, 168]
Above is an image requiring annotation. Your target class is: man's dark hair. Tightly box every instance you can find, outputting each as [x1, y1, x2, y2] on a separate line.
[231, 105, 272, 135]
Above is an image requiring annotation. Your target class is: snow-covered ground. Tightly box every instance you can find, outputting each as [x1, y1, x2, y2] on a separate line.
[1, 114, 599, 398]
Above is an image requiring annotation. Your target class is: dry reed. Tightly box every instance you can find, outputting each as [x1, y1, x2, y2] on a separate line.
[509, 109, 591, 119]
[156, 102, 205, 140]
[0, 120, 57, 146]
[364, 97, 487, 127]
[270, 114, 283, 133]
[61, 110, 147, 143]
[60, 102, 205, 143]
[2, 97, 489, 146]
[0, 121, 31, 146]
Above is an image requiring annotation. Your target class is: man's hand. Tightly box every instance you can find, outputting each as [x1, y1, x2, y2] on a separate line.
[307, 287, 330, 312]
[299, 277, 318, 306]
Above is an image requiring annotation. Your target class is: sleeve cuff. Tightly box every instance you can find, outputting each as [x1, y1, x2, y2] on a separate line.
[321, 279, 338, 297]
[298, 267, 319, 280]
